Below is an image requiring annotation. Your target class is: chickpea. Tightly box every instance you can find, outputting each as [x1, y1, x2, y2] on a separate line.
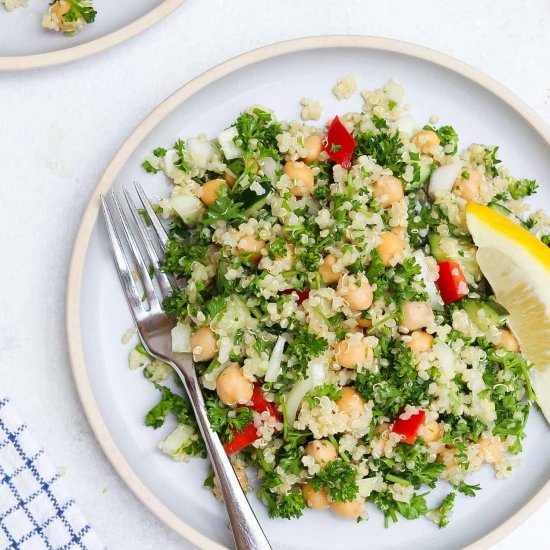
[422, 420, 442, 444]
[319, 254, 344, 284]
[237, 234, 266, 262]
[453, 168, 482, 201]
[356, 317, 372, 329]
[190, 326, 218, 362]
[284, 161, 314, 197]
[302, 484, 330, 510]
[330, 498, 365, 520]
[215, 363, 254, 405]
[391, 225, 407, 239]
[478, 438, 504, 464]
[303, 135, 324, 164]
[498, 328, 520, 353]
[334, 340, 373, 369]
[305, 439, 337, 467]
[336, 387, 365, 418]
[341, 279, 373, 311]
[53, 0, 71, 18]
[401, 301, 435, 332]
[376, 232, 404, 267]
[438, 449, 458, 470]
[224, 171, 237, 187]
[405, 331, 434, 355]
[200, 178, 227, 206]
[372, 175, 404, 208]
[412, 129, 440, 154]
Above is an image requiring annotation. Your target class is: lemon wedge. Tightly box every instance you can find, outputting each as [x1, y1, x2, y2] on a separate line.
[465, 202, 550, 423]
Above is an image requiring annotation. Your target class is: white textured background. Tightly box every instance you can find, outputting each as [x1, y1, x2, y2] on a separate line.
[1, 0, 549, 548]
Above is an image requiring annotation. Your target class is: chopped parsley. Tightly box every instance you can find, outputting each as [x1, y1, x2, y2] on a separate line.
[310, 460, 359, 502]
[355, 130, 406, 176]
[206, 396, 254, 442]
[201, 195, 245, 226]
[235, 108, 281, 155]
[508, 178, 538, 200]
[142, 160, 159, 174]
[286, 327, 328, 375]
[423, 124, 459, 155]
[145, 383, 193, 429]
[162, 288, 188, 318]
[60, 0, 96, 25]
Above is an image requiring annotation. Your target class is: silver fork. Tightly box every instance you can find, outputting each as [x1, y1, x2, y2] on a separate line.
[101, 183, 272, 550]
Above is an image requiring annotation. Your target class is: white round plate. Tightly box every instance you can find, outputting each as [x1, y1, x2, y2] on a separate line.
[0, 0, 185, 70]
[67, 36, 550, 550]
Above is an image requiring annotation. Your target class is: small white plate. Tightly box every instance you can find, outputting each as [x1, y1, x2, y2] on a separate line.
[67, 36, 550, 550]
[0, 0, 185, 70]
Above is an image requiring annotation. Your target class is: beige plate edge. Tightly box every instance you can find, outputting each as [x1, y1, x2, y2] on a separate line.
[0, 0, 185, 71]
[66, 35, 550, 550]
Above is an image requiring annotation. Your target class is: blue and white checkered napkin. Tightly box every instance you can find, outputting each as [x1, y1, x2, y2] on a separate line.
[0, 391, 104, 550]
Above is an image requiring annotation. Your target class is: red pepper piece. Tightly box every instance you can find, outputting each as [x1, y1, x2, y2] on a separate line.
[436, 261, 469, 304]
[249, 384, 281, 420]
[281, 288, 310, 305]
[223, 384, 281, 455]
[392, 409, 426, 444]
[323, 116, 356, 169]
[223, 423, 259, 455]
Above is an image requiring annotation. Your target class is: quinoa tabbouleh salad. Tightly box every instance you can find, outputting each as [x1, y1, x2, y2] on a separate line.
[2, 0, 96, 35]
[128, 77, 550, 527]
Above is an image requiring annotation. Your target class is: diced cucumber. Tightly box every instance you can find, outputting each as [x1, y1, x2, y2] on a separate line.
[418, 162, 435, 185]
[428, 234, 446, 263]
[463, 298, 509, 330]
[233, 180, 273, 215]
[488, 202, 528, 229]
[488, 202, 513, 217]
[405, 161, 434, 191]
[428, 234, 482, 280]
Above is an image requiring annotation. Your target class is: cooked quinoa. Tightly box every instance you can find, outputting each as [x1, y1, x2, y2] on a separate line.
[333, 74, 358, 100]
[2, 0, 26, 10]
[300, 98, 323, 122]
[132, 78, 548, 527]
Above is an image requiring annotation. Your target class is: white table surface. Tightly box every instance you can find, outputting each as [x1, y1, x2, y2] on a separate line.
[0, 0, 549, 548]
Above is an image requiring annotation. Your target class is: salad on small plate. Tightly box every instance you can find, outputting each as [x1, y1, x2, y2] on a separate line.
[3, 0, 96, 35]
[0, 0, 185, 70]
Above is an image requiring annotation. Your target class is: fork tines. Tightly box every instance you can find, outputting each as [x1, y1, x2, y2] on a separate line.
[100, 183, 174, 321]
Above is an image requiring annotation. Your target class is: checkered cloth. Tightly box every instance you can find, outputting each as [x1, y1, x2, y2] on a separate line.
[0, 392, 104, 550]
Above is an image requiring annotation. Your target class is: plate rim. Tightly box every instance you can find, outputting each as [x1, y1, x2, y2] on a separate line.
[66, 35, 550, 550]
[0, 0, 186, 71]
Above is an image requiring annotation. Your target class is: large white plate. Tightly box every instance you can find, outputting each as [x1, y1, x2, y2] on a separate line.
[67, 36, 550, 550]
[0, 0, 185, 70]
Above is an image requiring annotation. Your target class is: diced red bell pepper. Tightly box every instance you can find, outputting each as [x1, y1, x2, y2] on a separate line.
[223, 423, 259, 455]
[281, 288, 310, 305]
[392, 409, 426, 444]
[223, 384, 281, 455]
[323, 116, 356, 169]
[249, 384, 281, 421]
[436, 261, 469, 304]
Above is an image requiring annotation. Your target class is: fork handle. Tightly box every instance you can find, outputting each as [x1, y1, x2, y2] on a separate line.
[173, 358, 272, 550]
